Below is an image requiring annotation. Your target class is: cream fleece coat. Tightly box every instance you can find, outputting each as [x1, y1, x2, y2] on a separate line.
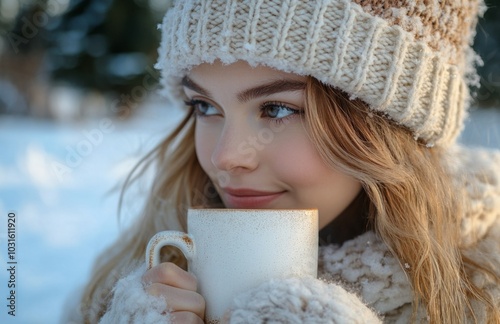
[75, 146, 500, 323]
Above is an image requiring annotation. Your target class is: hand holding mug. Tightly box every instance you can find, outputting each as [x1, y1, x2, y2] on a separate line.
[142, 262, 205, 323]
[146, 208, 318, 323]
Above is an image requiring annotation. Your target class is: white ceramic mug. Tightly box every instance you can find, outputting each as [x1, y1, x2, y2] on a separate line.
[146, 208, 318, 323]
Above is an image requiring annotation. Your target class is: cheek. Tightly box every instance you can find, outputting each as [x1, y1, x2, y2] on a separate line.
[270, 133, 362, 223]
[195, 123, 216, 174]
[269, 135, 328, 185]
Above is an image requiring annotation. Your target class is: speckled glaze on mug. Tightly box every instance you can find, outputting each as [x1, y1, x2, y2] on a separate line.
[146, 208, 318, 323]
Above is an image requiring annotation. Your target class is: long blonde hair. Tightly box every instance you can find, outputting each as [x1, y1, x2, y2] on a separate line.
[80, 77, 499, 323]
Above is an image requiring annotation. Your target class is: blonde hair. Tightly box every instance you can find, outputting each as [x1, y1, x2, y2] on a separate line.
[305, 78, 499, 323]
[80, 78, 499, 323]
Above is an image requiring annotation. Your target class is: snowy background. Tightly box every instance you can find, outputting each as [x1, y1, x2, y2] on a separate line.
[0, 96, 186, 324]
[0, 97, 499, 323]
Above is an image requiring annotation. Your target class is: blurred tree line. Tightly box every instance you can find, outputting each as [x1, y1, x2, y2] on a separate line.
[0, 0, 169, 118]
[474, 0, 500, 107]
[0, 0, 499, 118]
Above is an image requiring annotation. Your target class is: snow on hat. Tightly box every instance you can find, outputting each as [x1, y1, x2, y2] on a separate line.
[156, 0, 484, 147]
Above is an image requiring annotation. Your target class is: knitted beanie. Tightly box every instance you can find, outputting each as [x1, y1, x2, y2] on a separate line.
[156, 0, 484, 147]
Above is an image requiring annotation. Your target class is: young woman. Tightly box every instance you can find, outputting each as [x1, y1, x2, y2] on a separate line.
[71, 1, 500, 323]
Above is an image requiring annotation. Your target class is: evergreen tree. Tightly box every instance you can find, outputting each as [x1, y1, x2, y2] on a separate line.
[473, 0, 500, 107]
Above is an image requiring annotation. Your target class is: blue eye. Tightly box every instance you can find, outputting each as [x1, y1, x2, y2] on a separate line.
[260, 102, 302, 120]
[184, 99, 220, 117]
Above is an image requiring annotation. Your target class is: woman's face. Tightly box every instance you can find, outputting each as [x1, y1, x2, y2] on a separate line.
[184, 61, 361, 229]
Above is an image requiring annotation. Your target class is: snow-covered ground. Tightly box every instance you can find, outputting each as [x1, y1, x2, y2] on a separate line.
[0, 97, 185, 324]
[0, 99, 499, 324]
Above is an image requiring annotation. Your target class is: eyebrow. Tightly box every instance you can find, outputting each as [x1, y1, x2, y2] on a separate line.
[182, 76, 211, 97]
[181, 76, 306, 103]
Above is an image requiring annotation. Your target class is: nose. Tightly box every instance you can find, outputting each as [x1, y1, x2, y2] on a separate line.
[211, 121, 259, 173]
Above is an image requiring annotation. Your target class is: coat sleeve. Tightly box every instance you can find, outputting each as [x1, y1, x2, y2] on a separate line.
[98, 265, 173, 324]
[226, 276, 382, 323]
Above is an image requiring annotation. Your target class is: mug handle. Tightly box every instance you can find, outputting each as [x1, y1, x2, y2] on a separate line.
[146, 231, 196, 270]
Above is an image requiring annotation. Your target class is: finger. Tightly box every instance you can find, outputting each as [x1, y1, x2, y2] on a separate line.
[142, 262, 197, 291]
[146, 283, 205, 319]
[171, 311, 204, 324]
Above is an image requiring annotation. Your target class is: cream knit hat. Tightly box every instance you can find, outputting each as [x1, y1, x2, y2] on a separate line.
[156, 0, 484, 147]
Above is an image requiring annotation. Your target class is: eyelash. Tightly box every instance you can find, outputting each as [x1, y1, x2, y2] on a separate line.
[184, 99, 217, 118]
[259, 101, 303, 124]
[184, 99, 303, 124]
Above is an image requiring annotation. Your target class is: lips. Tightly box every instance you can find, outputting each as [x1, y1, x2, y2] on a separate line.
[221, 188, 285, 208]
